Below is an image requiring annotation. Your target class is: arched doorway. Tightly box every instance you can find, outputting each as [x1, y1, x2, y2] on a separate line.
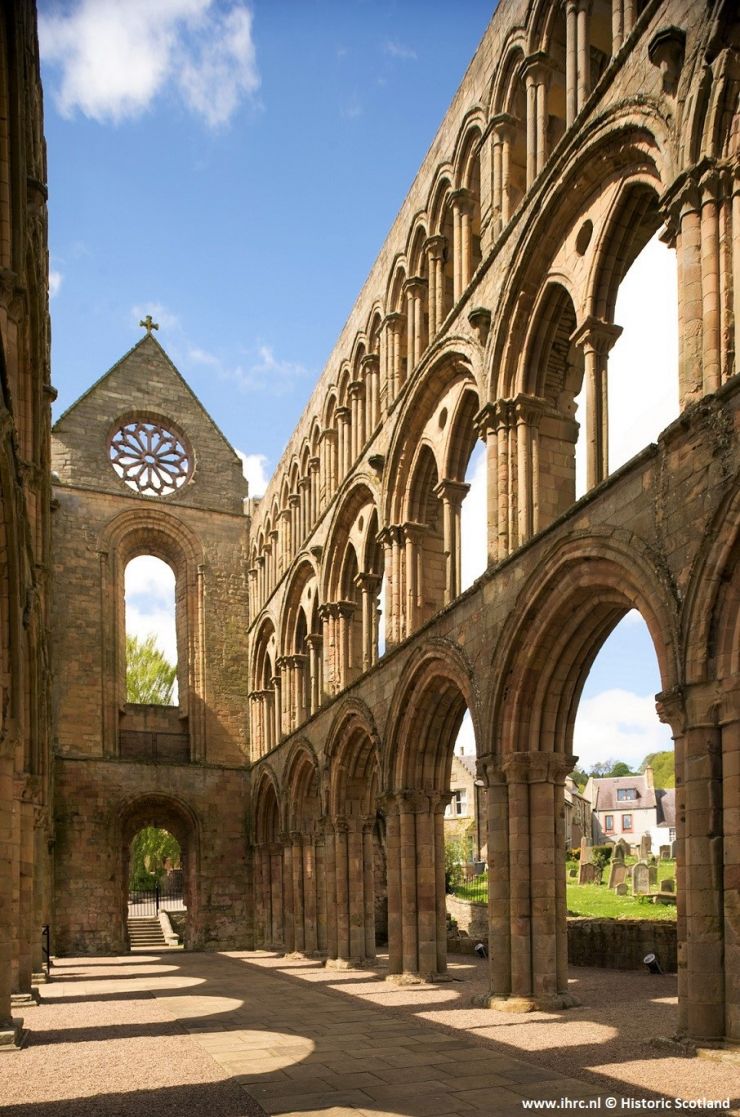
[119, 795, 199, 950]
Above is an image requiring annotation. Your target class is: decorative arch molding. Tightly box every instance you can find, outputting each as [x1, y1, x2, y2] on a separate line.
[97, 507, 206, 761]
[116, 791, 201, 949]
[683, 476, 740, 692]
[486, 531, 681, 757]
[251, 763, 283, 843]
[383, 636, 480, 793]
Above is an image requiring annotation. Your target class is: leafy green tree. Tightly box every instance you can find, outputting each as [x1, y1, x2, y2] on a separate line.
[126, 634, 176, 705]
[129, 827, 181, 890]
[588, 759, 633, 778]
[569, 768, 588, 790]
[608, 761, 632, 777]
[640, 750, 675, 788]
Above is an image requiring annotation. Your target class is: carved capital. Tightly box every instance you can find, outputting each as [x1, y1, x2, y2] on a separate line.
[570, 316, 623, 357]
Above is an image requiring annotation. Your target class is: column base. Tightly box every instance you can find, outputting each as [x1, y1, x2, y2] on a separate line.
[384, 971, 431, 987]
[325, 957, 372, 971]
[283, 951, 323, 963]
[11, 989, 39, 1010]
[31, 972, 48, 986]
[473, 991, 580, 1012]
[0, 1018, 28, 1051]
[652, 1035, 740, 1063]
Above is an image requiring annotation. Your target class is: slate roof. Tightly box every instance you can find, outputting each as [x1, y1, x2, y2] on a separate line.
[656, 788, 676, 828]
[589, 774, 658, 812]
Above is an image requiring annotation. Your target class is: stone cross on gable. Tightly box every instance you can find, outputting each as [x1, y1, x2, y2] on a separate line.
[139, 314, 159, 335]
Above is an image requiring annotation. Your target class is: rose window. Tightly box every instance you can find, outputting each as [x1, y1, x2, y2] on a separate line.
[109, 418, 192, 497]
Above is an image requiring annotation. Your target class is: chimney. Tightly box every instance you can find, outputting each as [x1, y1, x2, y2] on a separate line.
[644, 765, 654, 790]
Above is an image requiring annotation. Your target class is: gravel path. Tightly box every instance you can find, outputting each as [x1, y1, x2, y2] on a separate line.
[0, 957, 266, 1117]
[1, 951, 737, 1117]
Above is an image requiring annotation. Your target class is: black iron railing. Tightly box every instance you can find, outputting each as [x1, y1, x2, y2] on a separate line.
[128, 873, 184, 917]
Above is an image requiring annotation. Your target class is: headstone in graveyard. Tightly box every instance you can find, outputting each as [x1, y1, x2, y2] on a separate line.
[648, 864, 658, 888]
[580, 837, 593, 864]
[633, 861, 650, 895]
[662, 877, 675, 893]
[615, 883, 628, 896]
[640, 833, 652, 859]
[579, 862, 600, 885]
[659, 845, 671, 860]
[608, 860, 627, 889]
[671, 839, 678, 859]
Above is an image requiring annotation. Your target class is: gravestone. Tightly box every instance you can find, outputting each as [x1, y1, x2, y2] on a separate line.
[615, 883, 628, 896]
[579, 862, 600, 885]
[614, 839, 630, 860]
[580, 837, 593, 863]
[671, 840, 678, 859]
[662, 877, 675, 893]
[608, 860, 627, 889]
[649, 864, 658, 888]
[633, 861, 650, 895]
[659, 845, 671, 860]
[640, 834, 652, 859]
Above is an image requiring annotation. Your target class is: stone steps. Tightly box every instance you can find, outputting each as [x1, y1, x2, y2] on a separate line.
[127, 917, 167, 949]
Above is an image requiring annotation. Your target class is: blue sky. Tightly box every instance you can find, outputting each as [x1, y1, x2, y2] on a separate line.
[40, 0, 674, 774]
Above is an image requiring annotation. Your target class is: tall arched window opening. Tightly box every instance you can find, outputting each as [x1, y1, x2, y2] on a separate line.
[124, 555, 177, 706]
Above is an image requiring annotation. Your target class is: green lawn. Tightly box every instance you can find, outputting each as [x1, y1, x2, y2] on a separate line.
[451, 860, 678, 921]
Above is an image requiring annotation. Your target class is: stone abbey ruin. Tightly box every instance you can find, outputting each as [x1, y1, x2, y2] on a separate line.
[1, 0, 739, 1054]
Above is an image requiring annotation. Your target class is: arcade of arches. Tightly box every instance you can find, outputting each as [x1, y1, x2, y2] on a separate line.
[1, 0, 739, 1056]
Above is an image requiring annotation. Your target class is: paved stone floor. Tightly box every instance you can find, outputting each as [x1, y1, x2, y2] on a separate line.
[2, 951, 737, 1116]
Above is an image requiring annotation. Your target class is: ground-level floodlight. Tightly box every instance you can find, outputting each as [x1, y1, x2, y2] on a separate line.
[643, 952, 663, 974]
[475, 943, 488, 959]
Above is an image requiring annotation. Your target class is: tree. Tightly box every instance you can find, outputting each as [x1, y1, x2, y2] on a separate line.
[126, 634, 176, 705]
[640, 750, 675, 788]
[588, 759, 633, 778]
[129, 827, 181, 890]
[608, 761, 632, 777]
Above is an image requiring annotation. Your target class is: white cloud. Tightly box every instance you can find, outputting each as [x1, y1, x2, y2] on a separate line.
[125, 555, 177, 665]
[384, 40, 417, 61]
[236, 450, 269, 498]
[49, 269, 63, 298]
[231, 344, 310, 394]
[39, 0, 259, 128]
[130, 302, 181, 333]
[573, 687, 673, 772]
[340, 95, 363, 121]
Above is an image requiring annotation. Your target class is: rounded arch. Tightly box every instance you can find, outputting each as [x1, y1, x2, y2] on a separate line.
[683, 480, 740, 687]
[252, 764, 283, 844]
[488, 110, 673, 401]
[280, 557, 320, 653]
[321, 478, 382, 602]
[98, 507, 206, 755]
[384, 638, 480, 792]
[326, 697, 381, 818]
[488, 534, 680, 757]
[588, 180, 663, 322]
[118, 792, 200, 949]
[284, 737, 322, 832]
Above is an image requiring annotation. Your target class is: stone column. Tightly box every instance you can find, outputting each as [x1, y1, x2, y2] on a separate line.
[247, 567, 258, 619]
[656, 687, 688, 1032]
[700, 170, 721, 393]
[576, 0, 590, 114]
[303, 838, 318, 955]
[336, 406, 351, 478]
[322, 816, 338, 960]
[270, 673, 282, 745]
[280, 835, 295, 953]
[378, 527, 400, 648]
[290, 832, 305, 954]
[292, 653, 308, 727]
[489, 114, 517, 234]
[399, 793, 420, 976]
[256, 554, 265, 609]
[347, 820, 367, 963]
[433, 479, 470, 603]
[523, 55, 550, 187]
[571, 317, 623, 490]
[355, 572, 382, 671]
[451, 189, 474, 301]
[319, 603, 337, 697]
[682, 684, 725, 1041]
[433, 793, 452, 975]
[720, 701, 740, 1043]
[362, 818, 377, 963]
[514, 394, 545, 544]
[484, 761, 511, 999]
[402, 522, 426, 636]
[474, 403, 498, 566]
[566, 0, 578, 126]
[288, 492, 300, 557]
[505, 754, 533, 1003]
[0, 751, 22, 1047]
[298, 478, 311, 544]
[319, 427, 337, 507]
[382, 796, 403, 975]
[305, 632, 323, 714]
[424, 235, 445, 338]
[348, 380, 365, 460]
[334, 816, 350, 961]
[404, 276, 428, 371]
[270, 841, 284, 947]
[309, 457, 320, 525]
[360, 353, 380, 433]
[336, 601, 355, 689]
